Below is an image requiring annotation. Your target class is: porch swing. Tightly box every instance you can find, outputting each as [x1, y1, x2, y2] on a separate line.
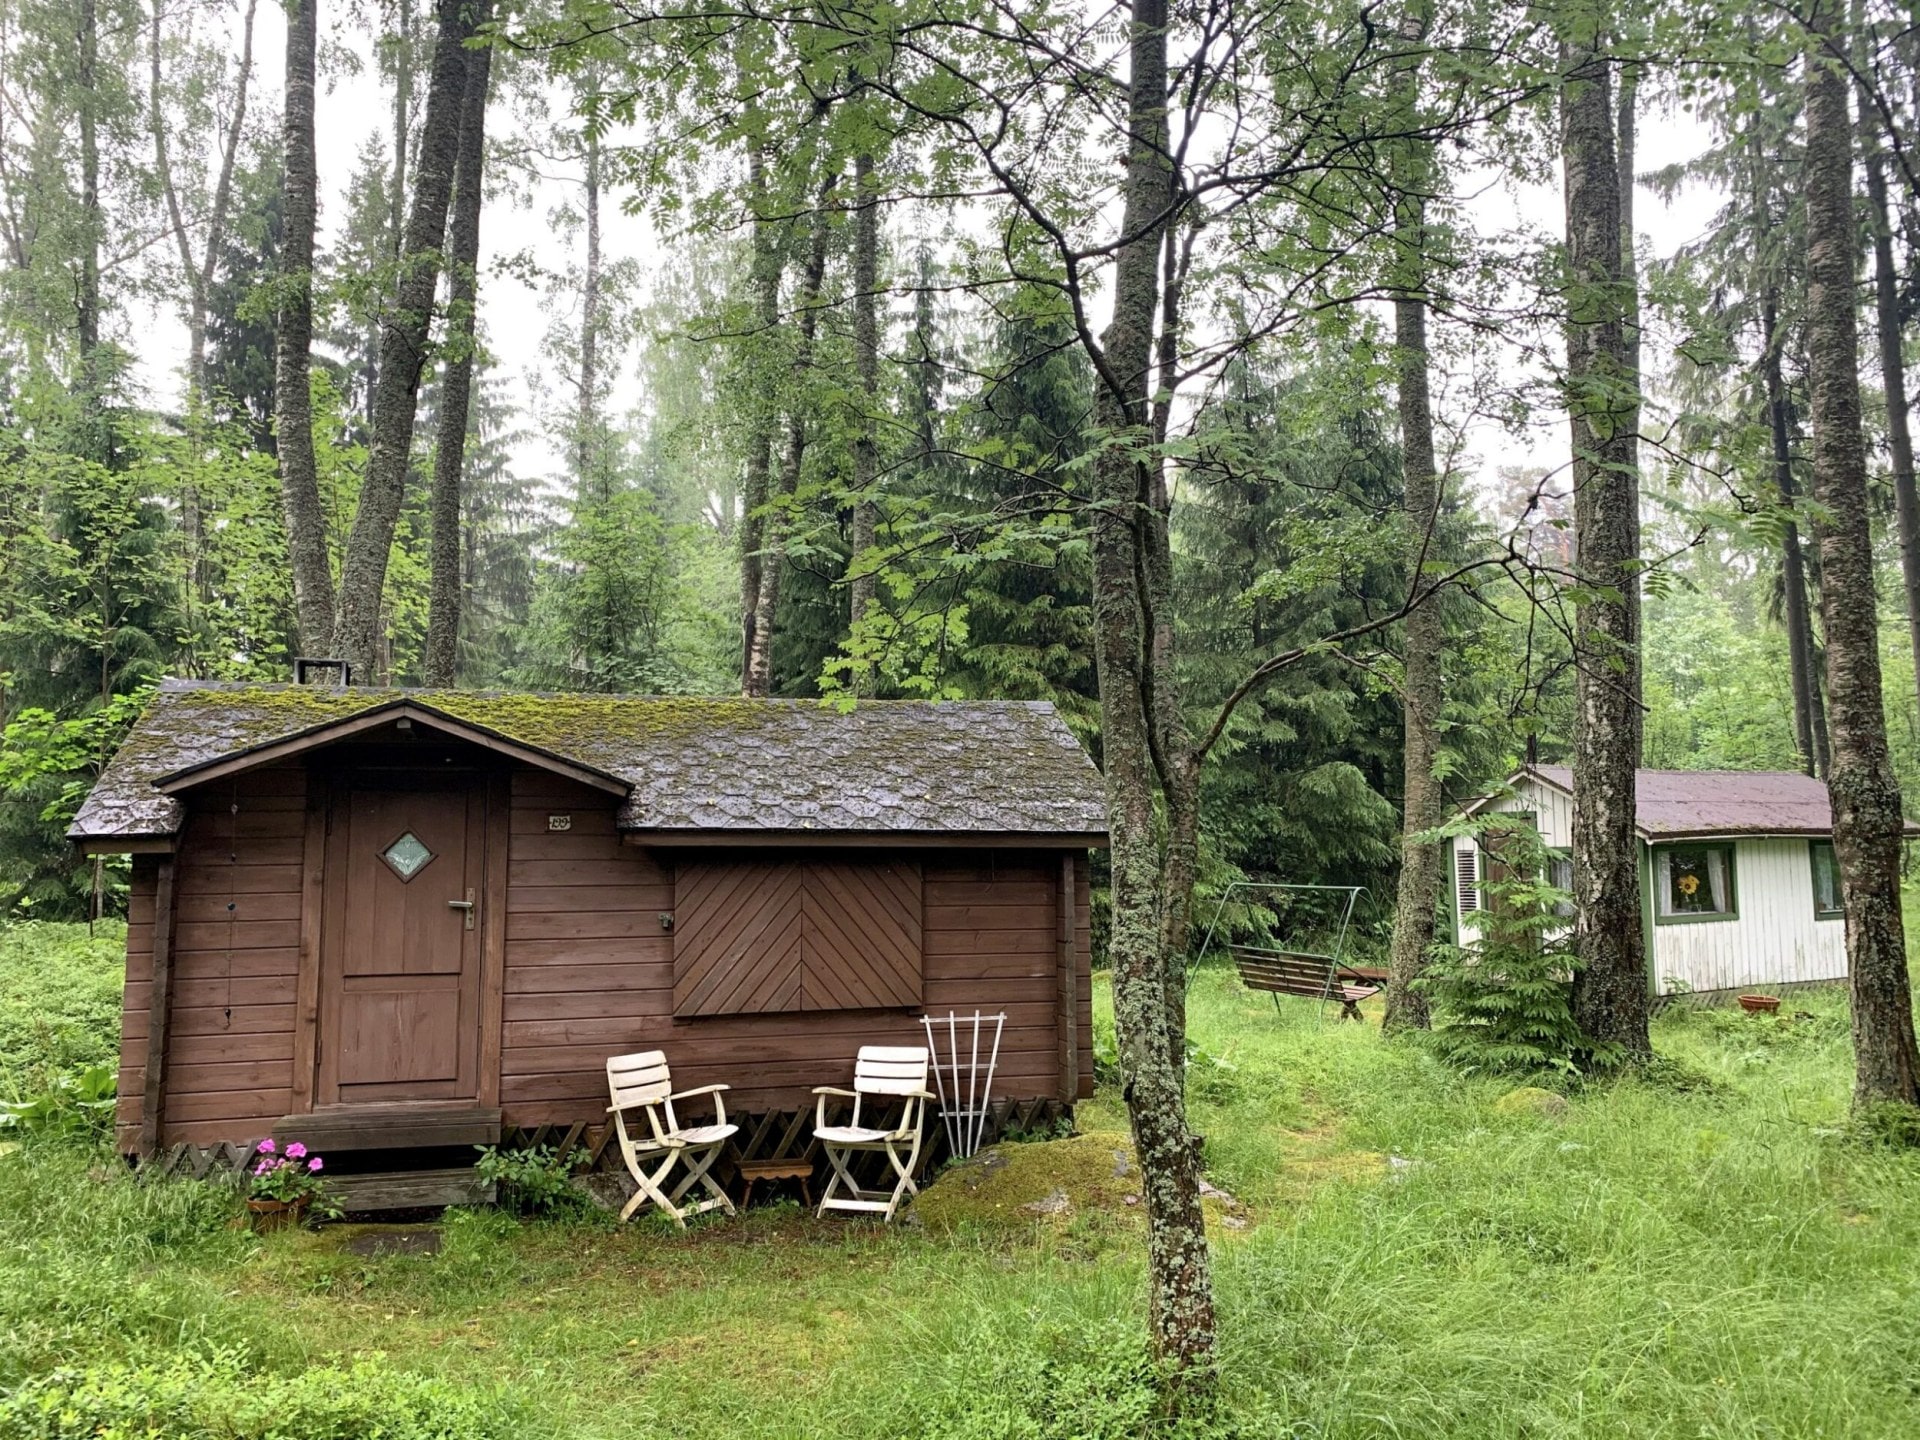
[1189, 882, 1378, 1021]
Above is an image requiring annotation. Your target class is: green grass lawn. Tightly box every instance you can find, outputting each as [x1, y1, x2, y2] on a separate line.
[3, 924, 1919, 1437]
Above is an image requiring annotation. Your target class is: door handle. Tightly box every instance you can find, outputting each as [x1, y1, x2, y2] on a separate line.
[448, 889, 475, 930]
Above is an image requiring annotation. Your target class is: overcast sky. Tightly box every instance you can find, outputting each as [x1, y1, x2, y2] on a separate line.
[127, 9, 1732, 523]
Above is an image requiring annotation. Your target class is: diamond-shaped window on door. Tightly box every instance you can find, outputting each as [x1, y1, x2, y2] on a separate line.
[380, 831, 434, 882]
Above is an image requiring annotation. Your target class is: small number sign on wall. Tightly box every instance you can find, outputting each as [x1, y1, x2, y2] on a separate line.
[547, 814, 572, 832]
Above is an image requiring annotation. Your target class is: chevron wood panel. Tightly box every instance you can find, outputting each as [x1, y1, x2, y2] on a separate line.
[673, 863, 806, 1016]
[803, 860, 922, 1011]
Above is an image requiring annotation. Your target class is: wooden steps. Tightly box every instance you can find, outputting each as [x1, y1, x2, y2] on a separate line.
[272, 1104, 502, 1152]
[328, 1167, 496, 1213]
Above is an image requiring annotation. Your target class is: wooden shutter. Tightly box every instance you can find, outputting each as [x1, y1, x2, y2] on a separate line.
[673, 861, 805, 1016]
[672, 858, 922, 1017]
[1455, 844, 1480, 913]
[803, 860, 922, 1010]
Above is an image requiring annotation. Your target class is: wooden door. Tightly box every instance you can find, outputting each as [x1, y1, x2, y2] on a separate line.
[319, 778, 485, 1105]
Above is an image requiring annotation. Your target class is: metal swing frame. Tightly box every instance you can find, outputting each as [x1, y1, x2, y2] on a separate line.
[1188, 881, 1368, 1019]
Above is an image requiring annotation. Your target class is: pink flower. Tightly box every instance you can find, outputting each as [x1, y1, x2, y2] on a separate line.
[252, 1160, 272, 1175]
[285, 1142, 307, 1160]
[307, 1157, 323, 1172]
[257, 1138, 276, 1155]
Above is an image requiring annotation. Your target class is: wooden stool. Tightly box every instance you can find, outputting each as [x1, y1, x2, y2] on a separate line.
[736, 1159, 813, 1209]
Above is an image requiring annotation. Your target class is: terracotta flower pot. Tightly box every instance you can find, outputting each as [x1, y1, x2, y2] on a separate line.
[1738, 994, 1781, 1014]
[247, 1196, 309, 1234]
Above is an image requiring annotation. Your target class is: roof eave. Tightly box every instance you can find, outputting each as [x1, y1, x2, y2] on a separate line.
[69, 833, 176, 856]
[153, 698, 631, 798]
[620, 828, 1109, 850]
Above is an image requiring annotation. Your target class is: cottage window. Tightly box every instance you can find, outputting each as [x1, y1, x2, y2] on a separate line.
[1654, 844, 1736, 923]
[1547, 851, 1575, 918]
[1809, 841, 1842, 920]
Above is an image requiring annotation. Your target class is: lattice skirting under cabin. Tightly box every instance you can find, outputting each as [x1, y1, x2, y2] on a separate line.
[133, 1098, 1074, 1196]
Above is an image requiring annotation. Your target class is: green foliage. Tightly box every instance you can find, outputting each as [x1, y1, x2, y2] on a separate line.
[0, 922, 125, 1095]
[0, 1348, 528, 1440]
[1416, 816, 1611, 1076]
[0, 1063, 115, 1141]
[0, 962, 1915, 1435]
[472, 1143, 590, 1218]
[246, 1142, 341, 1220]
[1852, 1100, 1920, 1150]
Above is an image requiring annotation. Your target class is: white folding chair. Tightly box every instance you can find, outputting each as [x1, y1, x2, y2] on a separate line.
[605, 1050, 739, 1228]
[812, 1045, 933, 1222]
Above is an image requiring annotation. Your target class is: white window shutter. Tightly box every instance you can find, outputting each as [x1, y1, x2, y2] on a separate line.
[1456, 844, 1480, 913]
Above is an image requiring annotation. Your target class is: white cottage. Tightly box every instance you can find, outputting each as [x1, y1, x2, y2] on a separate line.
[1450, 765, 1918, 997]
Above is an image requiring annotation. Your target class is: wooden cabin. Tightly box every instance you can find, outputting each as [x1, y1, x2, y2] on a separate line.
[71, 682, 1105, 1178]
[1450, 764, 1919, 998]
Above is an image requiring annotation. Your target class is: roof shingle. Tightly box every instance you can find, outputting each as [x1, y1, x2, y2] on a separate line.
[70, 681, 1109, 843]
[1524, 763, 1917, 839]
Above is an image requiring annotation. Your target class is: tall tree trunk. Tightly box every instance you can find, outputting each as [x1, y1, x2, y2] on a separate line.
[424, 10, 491, 688]
[151, 0, 257, 609]
[275, 0, 334, 656]
[746, 168, 834, 700]
[1803, 1, 1920, 1111]
[151, 0, 256, 403]
[1385, 10, 1442, 1035]
[369, 0, 414, 431]
[1560, 31, 1650, 1060]
[1762, 295, 1826, 777]
[1146, 220, 1200, 1078]
[739, 144, 784, 694]
[1089, 0, 1215, 1390]
[847, 149, 879, 635]
[1857, 73, 1920, 722]
[576, 122, 602, 499]
[75, 0, 100, 395]
[1617, 60, 1639, 444]
[332, 0, 476, 681]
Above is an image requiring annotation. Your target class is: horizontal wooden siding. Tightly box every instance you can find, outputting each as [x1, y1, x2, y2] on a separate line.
[501, 772, 1093, 1123]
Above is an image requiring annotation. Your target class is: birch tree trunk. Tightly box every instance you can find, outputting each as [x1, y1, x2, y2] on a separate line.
[151, 0, 257, 609]
[1802, 1, 1920, 1111]
[745, 169, 833, 699]
[739, 144, 784, 694]
[1089, 0, 1215, 1389]
[848, 149, 879, 634]
[424, 11, 492, 688]
[274, 0, 334, 657]
[332, 0, 476, 681]
[576, 122, 603, 500]
[1561, 30, 1650, 1060]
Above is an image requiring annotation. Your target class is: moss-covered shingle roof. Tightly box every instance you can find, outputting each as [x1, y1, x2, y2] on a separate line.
[70, 681, 1109, 843]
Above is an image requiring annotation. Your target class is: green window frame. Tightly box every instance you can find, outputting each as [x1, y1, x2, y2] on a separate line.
[1809, 840, 1842, 920]
[1652, 843, 1738, 925]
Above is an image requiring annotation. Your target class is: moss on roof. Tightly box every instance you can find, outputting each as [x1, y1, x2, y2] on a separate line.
[72, 681, 1109, 843]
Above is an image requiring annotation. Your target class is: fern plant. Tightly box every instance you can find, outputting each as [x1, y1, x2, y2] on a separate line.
[1415, 816, 1617, 1076]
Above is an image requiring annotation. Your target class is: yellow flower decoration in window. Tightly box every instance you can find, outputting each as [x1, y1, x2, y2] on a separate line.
[1677, 873, 1700, 898]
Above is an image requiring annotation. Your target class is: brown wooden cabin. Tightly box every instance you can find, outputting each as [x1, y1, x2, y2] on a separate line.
[71, 682, 1105, 1187]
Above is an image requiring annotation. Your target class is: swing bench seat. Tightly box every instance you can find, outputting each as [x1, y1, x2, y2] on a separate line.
[1229, 945, 1379, 1021]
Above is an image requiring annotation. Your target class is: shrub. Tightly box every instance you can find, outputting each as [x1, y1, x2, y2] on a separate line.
[1415, 816, 1619, 1076]
[1852, 1099, 1920, 1150]
[0, 922, 124, 1097]
[472, 1143, 588, 1217]
[0, 1062, 116, 1141]
[0, 1348, 528, 1439]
